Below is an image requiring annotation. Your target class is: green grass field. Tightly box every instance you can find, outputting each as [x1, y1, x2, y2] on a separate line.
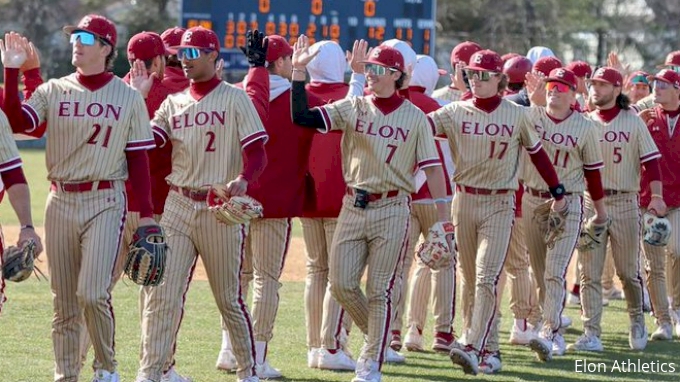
[0, 279, 678, 381]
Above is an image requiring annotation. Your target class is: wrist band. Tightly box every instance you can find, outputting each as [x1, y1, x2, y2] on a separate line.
[292, 68, 306, 73]
[21, 225, 34, 230]
[652, 194, 664, 199]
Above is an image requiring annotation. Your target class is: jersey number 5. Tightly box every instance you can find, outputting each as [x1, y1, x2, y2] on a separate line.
[488, 140, 508, 160]
[87, 124, 113, 148]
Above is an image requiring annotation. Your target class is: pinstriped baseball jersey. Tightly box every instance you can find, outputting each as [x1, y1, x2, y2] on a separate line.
[588, 109, 660, 191]
[432, 86, 463, 102]
[427, 99, 542, 189]
[0, 112, 22, 180]
[317, 97, 440, 193]
[23, 75, 154, 181]
[523, 108, 604, 192]
[151, 82, 268, 188]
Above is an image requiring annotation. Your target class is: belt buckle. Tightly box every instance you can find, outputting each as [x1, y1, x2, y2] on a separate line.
[353, 189, 369, 209]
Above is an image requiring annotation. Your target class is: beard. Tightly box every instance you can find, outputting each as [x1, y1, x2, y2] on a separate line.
[592, 92, 615, 107]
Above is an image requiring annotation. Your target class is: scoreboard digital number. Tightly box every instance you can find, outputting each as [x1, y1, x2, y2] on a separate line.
[181, 0, 436, 71]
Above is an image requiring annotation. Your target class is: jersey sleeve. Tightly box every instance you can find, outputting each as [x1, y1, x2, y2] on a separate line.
[235, 89, 268, 149]
[415, 114, 441, 170]
[126, 93, 155, 151]
[0, 112, 22, 172]
[22, 82, 49, 133]
[519, 108, 542, 153]
[636, 118, 661, 163]
[150, 97, 172, 147]
[317, 97, 355, 133]
[581, 122, 605, 170]
[426, 103, 456, 136]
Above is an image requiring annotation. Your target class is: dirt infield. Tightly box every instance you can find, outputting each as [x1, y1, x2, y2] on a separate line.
[1, 225, 309, 282]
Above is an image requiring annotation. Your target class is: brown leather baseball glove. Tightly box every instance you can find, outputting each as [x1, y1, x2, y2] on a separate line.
[2, 240, 45, 282]
[416, 221, 456, 270]
[533, 199, 570, 248]
[207, 185, 264, 225]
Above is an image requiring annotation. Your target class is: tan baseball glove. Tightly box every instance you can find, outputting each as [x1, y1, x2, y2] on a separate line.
[1, 240, 46, 282]
[577, 215, 612, 251]
[207, 185, 263, 225]
[533, 199, 570, 248]
[416, 221, 455, 270]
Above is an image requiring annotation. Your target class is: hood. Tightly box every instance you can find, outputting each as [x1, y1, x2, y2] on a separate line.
[526, 46, 555, 64]
[307, 40, 347, 83]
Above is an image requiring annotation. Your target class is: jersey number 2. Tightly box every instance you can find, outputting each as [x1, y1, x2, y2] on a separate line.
[87, 124, 113, 148]
[205, 131, 217, 152]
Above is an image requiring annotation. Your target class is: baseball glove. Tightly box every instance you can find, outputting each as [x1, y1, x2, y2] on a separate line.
[416, 221, 455, 270]
[577, 216, 612, 251]
[643, 212, 671, 246]
[533, 200, 570, 248]
[239, 29, 268, 67]
[207, 186, 263, 225]
[1, 240, 45, 282]
[124, 225, 167, 287]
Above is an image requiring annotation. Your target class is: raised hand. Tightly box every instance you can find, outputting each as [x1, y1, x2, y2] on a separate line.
[526, 71, 547, 106]
[452, 62, 467, 91]
[292, 34, 320, 69]
[20, 38, 40, 72]
[0, 31, 28, 69]
[608, 52, 630, 75]
[346, 39, 369, 74]
[240, 29, 268, 67]
[129, 59, 157, 98]
[215, 58, 224, 79]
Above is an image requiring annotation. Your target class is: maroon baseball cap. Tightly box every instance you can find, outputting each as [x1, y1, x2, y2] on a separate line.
[265, 35, 293, 62]
[587, 66, 623, 86]
[170, 26, 220, 52]
[501, 52, 521, 64]
[546, 68, 578, 89]
[648, 69, 680, 88]
[450, 41, 482, 67]
[659, 51, 680, 68]
[566, 60, 592, 78]
[533, 57, 563, 77]
[63, 14, 117, 47]
[361, 46, 404, 72]
[127, 32, 169, 61]
[466, 50, 503, 72]
[161, 27, 185, 50]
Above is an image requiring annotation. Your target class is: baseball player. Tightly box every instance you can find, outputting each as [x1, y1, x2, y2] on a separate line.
[507, 56, 563, 107]
[625, 70, 652, 104]
[402, 54, 458, 354]
[135, 27, 269, 382]
[638, 68, 680, 340]
[0, 107, 43, 315]
[518, 68, 607, 362]
[427, 49, 566, 375]
[568, 67, 662, 352]
[291, 36, 451, 382]
[159, 27, 190, 93]
[634, 51, 680, 112]
[2, 15, 157, 382]
[432, 41, 482, 102]
[503, 55, 532, 96]
[565, 61, 592, 111]
[218, 34, 320, 379]
[297, 39, 355, 371]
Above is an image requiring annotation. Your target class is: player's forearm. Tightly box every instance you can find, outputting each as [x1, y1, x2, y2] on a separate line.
[423, 165, 451, 221]
[241, 140, 267, 182]
[4, 170, 33, 227]
[347, 73, 366, 98]
[3, 68, 32, 133]
[126, 150, 154, 218]
[584, 169, 605, 201]
[244, 67, 269, 122]
[529, 148, 565, 200]
[291, 81, 325, 129]
[592, 198, 608, 221]
[21, 68, 43, 100]
[650, 180, 663, 198]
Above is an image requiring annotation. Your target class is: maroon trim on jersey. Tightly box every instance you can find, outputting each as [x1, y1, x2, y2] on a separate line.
[417, 158, 441, 170]
[640, 151, 662, 163]
[546, 110, 574, 124]
[126, 150, 154, 218]
[240, 130, 268, 149]
[461, 90, 473, 101]
[426, 116, 437, 136]
[529, 148, 562, 197]
[125, 139, 156, 151]
[240, 140, 267, 183]
[0, 157, 22, 172]
[189, 76, 221, 101]
[0, 166, 27, 189]
[472, 95, 502, 113]
[584, 169, 605, 201]
[642, 158, 662, 181]
[151, 124, 169, 147]
[75, 71, 115, 92]
[107, 195, 127, 353]
[371, 92, 405, 115]
[583, 161, 605, 170]
[594, 106, 621, 123]
[236, 225, 258, 377]
[525, 141, 542, 155]
[318, 106, 332, 133]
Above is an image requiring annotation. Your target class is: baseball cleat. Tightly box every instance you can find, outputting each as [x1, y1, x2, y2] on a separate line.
[629, 321, 648, 350]
[449, 344, 479, 375]
[318, 348, 356, 371]
[509, 321, 536, 345]
[529, 337, 553, 362]
[238, 377, 260, 382]
[568, 333, 603, 352]
[216, 348, 237, 371]
[651, 323, 673, 341]
[404, 325, 424, 352]
[432, 331, 456, 353]
[479, 350, 502, 374]
[161, 368, 192, 382]
[92, 370, 119, 382]
[384, 347, 406, 363]
[567, 292, 580, 306]
[389, 331, 402, 351]
[352, 357, 381, 382]
[255, 361, 282, 379]
[552, 334, 566, 356]
[307, 348, 321, 369]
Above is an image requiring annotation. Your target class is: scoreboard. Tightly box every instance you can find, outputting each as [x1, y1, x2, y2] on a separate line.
[180, 0, 436, 71]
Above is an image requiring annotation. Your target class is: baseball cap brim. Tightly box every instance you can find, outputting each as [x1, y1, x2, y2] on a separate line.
[647, 75, 674, 85]
[585, 78, 614, 85]
[545, 77, 575, 89]
[464, 64, 497, 72]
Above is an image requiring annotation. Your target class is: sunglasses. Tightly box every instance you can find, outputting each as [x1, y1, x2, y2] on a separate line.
[364, 63, 397, 76]
[464, 69, 499, 81]
[652, 80, 677, 90]
[70, 31, 101, 46]
[545, 82, 572, 93]
[177, 47, 212, 60]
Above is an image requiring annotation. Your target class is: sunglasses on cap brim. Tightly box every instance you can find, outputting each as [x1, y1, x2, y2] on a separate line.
[464, 69, 499, 81]
[177, 47, 214, 60]
[364, 63, 398, 76]
[652, 80, 679, 90]
[70, 31, 105, 46]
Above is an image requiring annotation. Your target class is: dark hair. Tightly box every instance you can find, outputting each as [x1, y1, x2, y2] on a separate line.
[395, 71, 407, 89]
[507, 82, 524, 92]
[129, 58, 155, 70]
[105, 48, 117, 71]
[616, 92, 631, 110]
[497, 73, 508, 93]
